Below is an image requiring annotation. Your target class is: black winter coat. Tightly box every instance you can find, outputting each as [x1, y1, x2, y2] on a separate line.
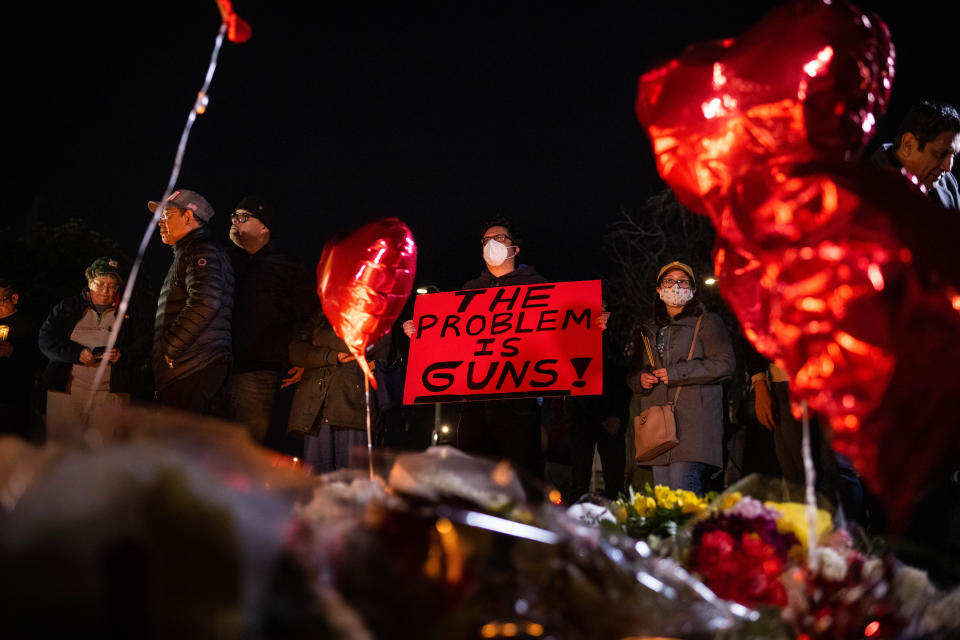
[461, 264, 547, 290]
[153, 226, 235, 391]
[38, 292, 143, 394]
[230, 242, 317, 373]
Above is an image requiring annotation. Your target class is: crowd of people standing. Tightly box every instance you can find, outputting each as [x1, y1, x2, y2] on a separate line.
[0, 100, 957, 534]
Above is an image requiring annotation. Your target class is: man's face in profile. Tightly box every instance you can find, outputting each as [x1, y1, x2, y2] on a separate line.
[901, 130, 960, 189]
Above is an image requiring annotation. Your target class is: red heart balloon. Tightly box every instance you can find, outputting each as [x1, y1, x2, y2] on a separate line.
[316, 218, 417, 387]
[634, 0, 960, 519]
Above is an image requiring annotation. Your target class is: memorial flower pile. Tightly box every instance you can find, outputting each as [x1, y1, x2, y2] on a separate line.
[603, 484, 960, 638]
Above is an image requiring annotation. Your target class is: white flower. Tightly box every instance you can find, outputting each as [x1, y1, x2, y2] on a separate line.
[815, 546, 848, 582]
[566, 503, 616, 526]
[861, 556, 884, 583]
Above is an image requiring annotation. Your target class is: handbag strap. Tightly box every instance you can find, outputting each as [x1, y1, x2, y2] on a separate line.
[671, 314, 704, 405]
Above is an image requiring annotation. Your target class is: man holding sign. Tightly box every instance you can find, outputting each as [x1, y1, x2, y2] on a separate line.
[404, 217, 606, 481]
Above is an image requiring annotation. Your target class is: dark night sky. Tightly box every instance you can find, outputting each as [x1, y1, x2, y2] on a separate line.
[8, 1, 959, 296]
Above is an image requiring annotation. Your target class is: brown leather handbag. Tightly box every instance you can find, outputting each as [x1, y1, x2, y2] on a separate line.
[634, 316, 703, 462]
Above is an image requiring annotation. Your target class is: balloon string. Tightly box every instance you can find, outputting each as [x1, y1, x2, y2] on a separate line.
[364, 376, 373, 481]
[82, 24, 228, 420]
[800, 399, 818, 571]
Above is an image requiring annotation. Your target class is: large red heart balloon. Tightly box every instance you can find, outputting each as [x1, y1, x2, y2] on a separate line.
[316, 218, 417, 387]
[634, 0, 960, 519]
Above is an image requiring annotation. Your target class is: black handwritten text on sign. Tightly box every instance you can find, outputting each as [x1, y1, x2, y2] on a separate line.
[403, 280, 603, 403]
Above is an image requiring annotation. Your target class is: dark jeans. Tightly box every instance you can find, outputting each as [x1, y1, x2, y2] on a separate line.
[652, 461, 712, 494]
[156, 363, 230, 416]
[569, 417, 625, 501]
[221, 370, 279, 443]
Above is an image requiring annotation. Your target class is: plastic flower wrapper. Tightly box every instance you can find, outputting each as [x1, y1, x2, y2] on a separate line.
[299, 447, 768, 639]
[0, 405, 348, 638]
[510, 506, 767, 639]
[386, 445, 535, 522]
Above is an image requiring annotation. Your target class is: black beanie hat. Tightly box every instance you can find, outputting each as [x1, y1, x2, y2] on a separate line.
[235, 196, 277, 233]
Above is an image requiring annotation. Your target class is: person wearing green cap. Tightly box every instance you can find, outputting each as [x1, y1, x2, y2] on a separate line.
[38, 257, 143, 443]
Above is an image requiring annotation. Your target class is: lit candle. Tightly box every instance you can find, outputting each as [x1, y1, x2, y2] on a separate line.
[0, 325, 9, 341]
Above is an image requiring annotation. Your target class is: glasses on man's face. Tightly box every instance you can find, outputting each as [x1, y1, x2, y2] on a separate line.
[231, 211, 259, 224]
[159, 208, 185, 222]
[481, 233, 512, 246]
[90, 279, 120, 292]
[0, 293, 14, 304]
[661, 277, 692, 289]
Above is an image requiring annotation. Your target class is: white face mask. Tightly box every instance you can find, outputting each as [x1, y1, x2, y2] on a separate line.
[483, 239, 511, 267]
[658, 285, 693, 307]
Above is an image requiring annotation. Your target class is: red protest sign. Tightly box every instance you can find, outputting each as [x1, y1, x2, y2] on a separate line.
[403, 280, 603, 404]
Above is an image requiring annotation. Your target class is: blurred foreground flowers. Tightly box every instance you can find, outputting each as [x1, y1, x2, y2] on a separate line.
[596, 477, 960, 639]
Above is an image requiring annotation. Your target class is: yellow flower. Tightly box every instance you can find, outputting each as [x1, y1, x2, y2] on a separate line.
[615, 505, 627, 524]
[677, 490, 708, 514]
[654, 485, 679, 509]
[719, 491, 742, 511]
[765, 501, 833, 549]
[633, 495, 657, 516]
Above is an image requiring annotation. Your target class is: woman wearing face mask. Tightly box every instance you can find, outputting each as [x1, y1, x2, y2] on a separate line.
[626, 261, 735, 494]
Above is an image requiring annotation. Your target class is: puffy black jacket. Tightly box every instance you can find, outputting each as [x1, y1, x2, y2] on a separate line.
[230, 242, 318, 373]
[153, 226, 235, 391]
[38, 291, 144, 394]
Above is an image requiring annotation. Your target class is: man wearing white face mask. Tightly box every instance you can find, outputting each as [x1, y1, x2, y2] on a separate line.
[460, 217, 548, 477]
[403, 217, 548, 477]
[460, 217, 544, 289]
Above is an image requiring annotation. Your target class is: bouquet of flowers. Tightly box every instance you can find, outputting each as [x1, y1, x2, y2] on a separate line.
[688, 494, 800, 607]
[607, 484, 714, 545]
[585, 476, 960, 638]
[780, 527, 909, 639]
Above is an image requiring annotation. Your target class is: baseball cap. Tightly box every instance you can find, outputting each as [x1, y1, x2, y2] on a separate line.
[85, 257, 124, 283]
[234, 195, 277, 232]
[147, 189, 215, 222]
[657, 260, 695, 284]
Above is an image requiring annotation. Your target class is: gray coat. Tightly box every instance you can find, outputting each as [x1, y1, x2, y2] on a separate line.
[626, 304, 735, 468]
[286, 313, 385, 435]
